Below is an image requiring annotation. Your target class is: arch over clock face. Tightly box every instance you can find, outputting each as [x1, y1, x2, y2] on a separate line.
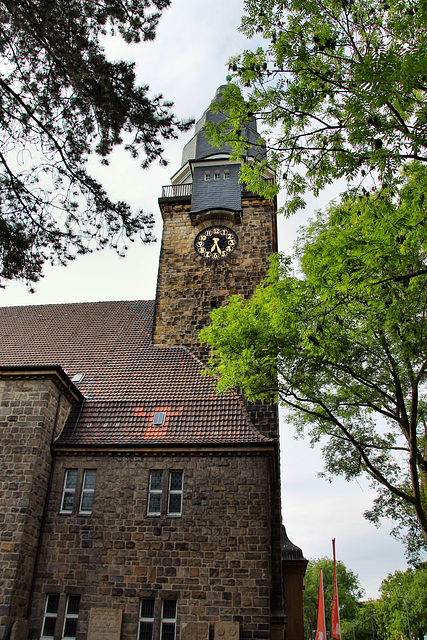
[194, 226, 238, 260]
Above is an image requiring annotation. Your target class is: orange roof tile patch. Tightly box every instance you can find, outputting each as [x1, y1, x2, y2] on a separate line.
[143, 425, 168, 440]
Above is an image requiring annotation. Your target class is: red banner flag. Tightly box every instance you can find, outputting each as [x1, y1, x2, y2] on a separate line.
[331, 539, 341, 640]
[315, 569, 327, 640]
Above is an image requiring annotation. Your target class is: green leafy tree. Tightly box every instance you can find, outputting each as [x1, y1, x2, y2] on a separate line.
[207, 0, 427, 210]
[201, 163, 427, 559]
[375, 564, 427, 640]
[345, 600, 379, 640]
[303, 557, 363, 640]
[0, 0, 192, 288]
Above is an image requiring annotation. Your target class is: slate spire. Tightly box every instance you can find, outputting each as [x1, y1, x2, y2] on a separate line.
[171, 85, 266, 216]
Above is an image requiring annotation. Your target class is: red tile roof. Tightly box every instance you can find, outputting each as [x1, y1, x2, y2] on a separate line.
[0, 301, 269, 446]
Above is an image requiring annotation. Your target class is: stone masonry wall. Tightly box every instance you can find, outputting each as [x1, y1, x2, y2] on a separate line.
[152, 196, 284, 625]
[29, 451, 273, 640]
[153, 196, 277, 363]
[0, 376, 73, 636]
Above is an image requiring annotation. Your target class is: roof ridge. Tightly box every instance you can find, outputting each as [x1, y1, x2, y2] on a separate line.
[0, 299, 154, 311]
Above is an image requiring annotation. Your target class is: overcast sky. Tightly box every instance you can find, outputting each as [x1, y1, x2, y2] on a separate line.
[1, 0, 420, 601]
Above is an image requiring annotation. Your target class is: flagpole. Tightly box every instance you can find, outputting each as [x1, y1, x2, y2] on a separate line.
[331, 539, 341, 640]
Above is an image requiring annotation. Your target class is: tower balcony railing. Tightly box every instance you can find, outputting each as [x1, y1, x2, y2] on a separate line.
[160, 178, 275, 200]
[161, 184, 192, 198]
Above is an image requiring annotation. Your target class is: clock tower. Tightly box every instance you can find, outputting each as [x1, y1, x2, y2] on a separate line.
[152, 87, 298, 640]
[153, 85, 277, 360]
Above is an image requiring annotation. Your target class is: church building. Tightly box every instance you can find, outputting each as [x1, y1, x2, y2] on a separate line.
[0, 87, 307, 640]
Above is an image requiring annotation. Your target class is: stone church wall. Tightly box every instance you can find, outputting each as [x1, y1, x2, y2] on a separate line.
[153, 196, 277, 362]
[0, 374, 74, 637]
[29, 451, 273, 640]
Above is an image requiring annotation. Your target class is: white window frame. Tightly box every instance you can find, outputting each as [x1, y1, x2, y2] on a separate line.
[79, 470, 96, 515]
[160, 600, 177, 640]
[60, 470, 78, 514]
[167, 471, 183, 516]
[152, 411, 166, 427]
[41, 594, 59, 639]
[223, 168, 230, 180]
[214, 170, 221, 181]
[138, 598, 155, 640]
[62, 595, 80, 639]
[204, 170, 211, 181]
[147, 470, 164, 515]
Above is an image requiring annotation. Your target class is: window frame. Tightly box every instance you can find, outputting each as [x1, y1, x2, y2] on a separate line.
[138, 598, 155, 640]
[160, 600, 177, 640]
[167, 471, 183, 517]
[147, 470, 164, 516]
[60, 469, 78, 514]
[78, 469, 97, 515]
[40, 594, 60, 639]
[152, 411, 166, 427]
[147, 469, 184, 517]
[61, 595, 80, 640]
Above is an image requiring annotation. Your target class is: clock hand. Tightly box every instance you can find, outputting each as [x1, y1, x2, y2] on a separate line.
[211, 236, 221, 253]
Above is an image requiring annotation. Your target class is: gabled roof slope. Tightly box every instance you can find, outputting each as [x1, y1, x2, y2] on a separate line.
[0, 301, 269, 446]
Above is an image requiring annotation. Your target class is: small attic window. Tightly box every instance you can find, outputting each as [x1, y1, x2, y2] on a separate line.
[223, 169, 230, 180]
[204, 171, 211, 181]
[214, 170, 221, 181]
[71, 374, 84, 383]
[152, 411, 166, 427]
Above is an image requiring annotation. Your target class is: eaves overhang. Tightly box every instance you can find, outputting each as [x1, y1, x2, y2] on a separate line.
[53, 440, 279, 481]
[0, 365, 84, 403]
[189, 207, 242, 226]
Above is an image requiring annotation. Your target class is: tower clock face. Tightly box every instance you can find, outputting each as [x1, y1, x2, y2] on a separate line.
[194, 226, 238, 260]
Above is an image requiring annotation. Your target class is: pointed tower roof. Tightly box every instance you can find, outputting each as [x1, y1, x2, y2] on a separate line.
[166, 85, 270, 218]
[180, 85, 266, 168]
